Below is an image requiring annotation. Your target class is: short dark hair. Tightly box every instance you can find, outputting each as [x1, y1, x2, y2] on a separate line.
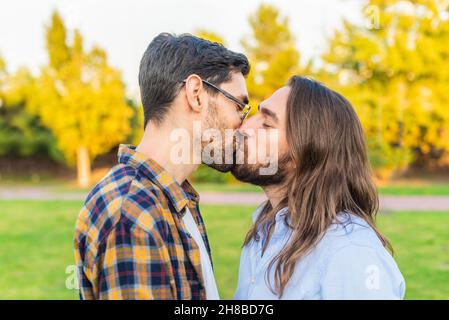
[138, 33, 250, 127]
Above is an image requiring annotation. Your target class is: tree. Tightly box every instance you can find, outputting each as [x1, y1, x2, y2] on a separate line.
[322, 0, 449, 177]
[242, 4, 304, 110]
[29, 11, 132, 187]
[0, 56, 61, 161]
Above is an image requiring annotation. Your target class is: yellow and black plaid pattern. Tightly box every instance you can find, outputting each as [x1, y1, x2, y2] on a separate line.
[74, 144, 211, 299]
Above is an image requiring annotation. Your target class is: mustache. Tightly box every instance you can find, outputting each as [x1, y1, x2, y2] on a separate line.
[201, 129, 247, 173]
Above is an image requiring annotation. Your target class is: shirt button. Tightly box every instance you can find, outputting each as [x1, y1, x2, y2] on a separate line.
[251, 277, 256, 284]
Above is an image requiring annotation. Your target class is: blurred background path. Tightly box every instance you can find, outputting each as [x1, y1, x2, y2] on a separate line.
[2, 186, 449, 211]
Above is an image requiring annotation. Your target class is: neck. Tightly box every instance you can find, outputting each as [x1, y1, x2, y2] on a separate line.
[136, 122, 199, 185]
[262, 184, 286, 209]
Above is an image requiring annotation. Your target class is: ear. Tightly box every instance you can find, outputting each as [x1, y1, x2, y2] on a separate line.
[184, 74, 208, 114]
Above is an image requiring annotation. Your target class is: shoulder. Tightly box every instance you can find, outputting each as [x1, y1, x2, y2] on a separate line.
[319, 213, 384, 249]
[76, 164, 136, 240]
[316, 213, 405, 299]
[319, 242, 405, 299]
[120, 179, 171, 235]
[316, 213, 394, 268]
[75, 164, 169, 248]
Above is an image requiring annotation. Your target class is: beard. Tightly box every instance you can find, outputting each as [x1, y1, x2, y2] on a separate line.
[231, 154, 291, 186]
[231, 133, 291, 186]
[204, 154, 235, 173]
[201, 101, 242, 173]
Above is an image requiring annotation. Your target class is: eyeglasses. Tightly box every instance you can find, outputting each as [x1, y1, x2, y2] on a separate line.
[182, 79, 251, 123]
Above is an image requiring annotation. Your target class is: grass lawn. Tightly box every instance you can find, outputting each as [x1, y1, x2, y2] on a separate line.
[378, 184, 449, 196]
[0, 200, 448, 299]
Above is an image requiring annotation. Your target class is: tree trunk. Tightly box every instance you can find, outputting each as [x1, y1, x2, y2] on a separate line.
[77, 146, 91, 188]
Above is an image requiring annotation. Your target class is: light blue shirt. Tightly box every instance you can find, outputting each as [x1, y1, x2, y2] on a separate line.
[235, 206, 406, 300]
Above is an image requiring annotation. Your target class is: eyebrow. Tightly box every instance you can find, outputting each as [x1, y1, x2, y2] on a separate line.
[258, 105, 279, 122]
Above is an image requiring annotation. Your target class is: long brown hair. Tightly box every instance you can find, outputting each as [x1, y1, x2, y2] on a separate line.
[243, 76, 392, 297]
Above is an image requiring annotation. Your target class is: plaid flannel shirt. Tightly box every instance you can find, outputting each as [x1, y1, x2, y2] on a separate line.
[74, 144, 212, 300]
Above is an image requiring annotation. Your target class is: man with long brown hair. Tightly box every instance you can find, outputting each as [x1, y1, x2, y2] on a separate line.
[232, 76, 405, 299]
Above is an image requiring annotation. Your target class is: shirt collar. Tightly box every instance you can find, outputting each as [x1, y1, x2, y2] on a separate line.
[117, 144, 199, 215]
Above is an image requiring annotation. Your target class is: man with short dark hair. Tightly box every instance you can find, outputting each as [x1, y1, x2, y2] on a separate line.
[74, 33, 250, 300]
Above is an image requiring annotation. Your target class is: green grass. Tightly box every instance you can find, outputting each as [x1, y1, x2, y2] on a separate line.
[377, 211, 449, 299]
[378, 184, 449, 196]
[0, 200, 448, 299]
[0, 200, 80, 299]
[202, 204, 255, 299]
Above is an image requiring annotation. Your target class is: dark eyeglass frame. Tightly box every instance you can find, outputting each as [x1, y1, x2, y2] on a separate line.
[182, 79, 251, 123]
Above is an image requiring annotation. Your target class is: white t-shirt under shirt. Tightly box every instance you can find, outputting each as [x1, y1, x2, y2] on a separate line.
[183, 208, 220, 300]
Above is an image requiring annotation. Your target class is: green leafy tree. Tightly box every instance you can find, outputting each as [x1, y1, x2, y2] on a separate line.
[126, 97, 144, 146]
[322, 0, 449, 177]
[29, 12, 132, 187]
[242, 4, 303, 110]
[0, 57, 61, 162]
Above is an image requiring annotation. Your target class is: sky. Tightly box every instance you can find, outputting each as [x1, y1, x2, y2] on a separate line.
[0, 0, 365, 95]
